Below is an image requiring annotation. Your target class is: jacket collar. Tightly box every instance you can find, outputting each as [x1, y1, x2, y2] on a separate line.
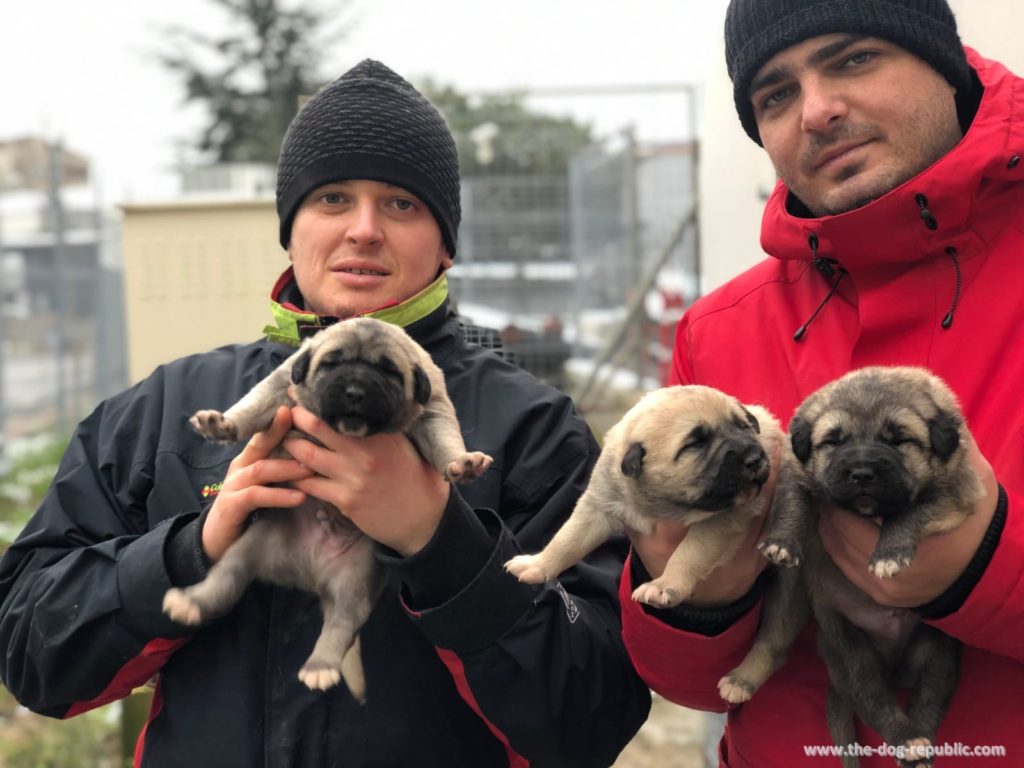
[761, 48, 1024, 271]
[264, 268, 450, 347]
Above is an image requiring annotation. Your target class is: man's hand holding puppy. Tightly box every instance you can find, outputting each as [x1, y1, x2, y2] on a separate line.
[203, 406, 316, 562]
[285, 405, 451, 556]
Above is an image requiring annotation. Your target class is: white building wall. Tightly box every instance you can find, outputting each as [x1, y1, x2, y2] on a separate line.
[698, 0, 1024, 294]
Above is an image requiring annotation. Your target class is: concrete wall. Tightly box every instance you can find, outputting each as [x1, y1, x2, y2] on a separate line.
[121, 199, 285, 383]
[698, 0, 1024, 294]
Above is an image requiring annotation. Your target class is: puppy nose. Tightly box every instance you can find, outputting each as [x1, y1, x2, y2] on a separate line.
[743, 447, 766, 471]
[849, 467, 875, 485]
[344, 384, 366, 404]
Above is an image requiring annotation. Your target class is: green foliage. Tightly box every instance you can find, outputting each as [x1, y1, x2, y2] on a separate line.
[158, 0, 353, 164]
[421, 81, 593, 176]
[1, 705, 119, 768]
[0, 435, 67, 551]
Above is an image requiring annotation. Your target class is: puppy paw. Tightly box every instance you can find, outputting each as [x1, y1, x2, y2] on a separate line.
[446, 451, 493, 483]
[898, 736, 933, 767]
[163, 588, 204, 626]
[758, 539, 802, 567]
[504, 554, 551, 584]
[298, 661, 342, 691]
[872, 557, 913, 581]
[631, 578, 692, 608]
[189, 410, 239, 443]
[717, 673, 756, 704]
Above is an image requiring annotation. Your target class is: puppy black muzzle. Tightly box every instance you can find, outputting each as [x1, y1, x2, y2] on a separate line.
[693, 439, 769, 510]
[316, 362, 407, 436]
[824, 444, 912, 516]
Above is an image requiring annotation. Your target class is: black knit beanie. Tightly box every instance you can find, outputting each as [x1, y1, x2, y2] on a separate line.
[276, 59, 461, 255]
[725, 0, 974, 145]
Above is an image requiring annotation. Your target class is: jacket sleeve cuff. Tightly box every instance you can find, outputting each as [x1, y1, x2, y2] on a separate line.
[117, 514, 204, 639]
[389, 507, 539, 654]
[164, 507, 212, 587]
[629, 550, 768, 636]
[378, 488, 495, 608]
[917, 484, 1008, 620]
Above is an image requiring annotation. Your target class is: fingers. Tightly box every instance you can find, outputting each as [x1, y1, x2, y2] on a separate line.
[235, 406, 293, 466]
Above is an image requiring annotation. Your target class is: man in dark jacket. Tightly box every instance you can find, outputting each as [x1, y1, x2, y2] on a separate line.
[0, 59, 650, 767]
[622, 2, 1022, 766]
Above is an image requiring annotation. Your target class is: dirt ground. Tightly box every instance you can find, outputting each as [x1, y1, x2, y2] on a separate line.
[613, 696, 722, 768]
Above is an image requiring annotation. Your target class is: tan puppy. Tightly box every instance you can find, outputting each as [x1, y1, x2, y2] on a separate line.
[720, 366, 984, 768]
[506, 385, 782, 608]
[164, 318, 492, 701]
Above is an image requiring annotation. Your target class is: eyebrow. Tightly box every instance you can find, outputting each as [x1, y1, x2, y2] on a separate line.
[748, 34, 868, 97]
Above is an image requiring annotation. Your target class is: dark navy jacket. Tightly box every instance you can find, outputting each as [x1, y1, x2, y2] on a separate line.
[0, 294, 650, 767]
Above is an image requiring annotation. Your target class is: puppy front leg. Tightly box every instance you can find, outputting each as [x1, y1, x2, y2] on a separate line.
[191, 360, 295, 443]
[869, 511, 932, 579]
[632, 514, 742, 608]
[408, 409, 492, 484]
[759, 469, 816, 567]
[505, 489, 621, 584]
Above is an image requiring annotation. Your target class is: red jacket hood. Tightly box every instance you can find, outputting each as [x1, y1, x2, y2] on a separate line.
[761, 48, 1024, 270]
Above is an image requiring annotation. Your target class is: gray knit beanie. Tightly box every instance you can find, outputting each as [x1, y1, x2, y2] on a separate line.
[725, 0, 973, 144]
[276, 59, 461, 255]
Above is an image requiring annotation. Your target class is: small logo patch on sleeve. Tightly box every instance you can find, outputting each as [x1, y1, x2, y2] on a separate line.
[554, 582, 580, 624]
[200, 482, 223, 499]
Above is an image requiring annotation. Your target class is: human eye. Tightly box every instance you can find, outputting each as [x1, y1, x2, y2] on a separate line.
[389, 197, 417, 212]
[318, 191, 345, 205]
[758, 84, 796, 111]
[840, 50, 876, 68]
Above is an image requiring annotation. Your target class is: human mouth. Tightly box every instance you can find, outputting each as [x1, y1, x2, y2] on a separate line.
[813, 141, 872, 171]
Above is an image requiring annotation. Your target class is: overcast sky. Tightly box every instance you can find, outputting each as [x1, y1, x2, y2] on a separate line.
[2, 0, 730, 204]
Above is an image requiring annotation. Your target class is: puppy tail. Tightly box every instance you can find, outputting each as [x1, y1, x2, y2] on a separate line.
[341, 635, 367, 705]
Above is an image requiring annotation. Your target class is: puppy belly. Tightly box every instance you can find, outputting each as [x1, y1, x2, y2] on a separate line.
[831, 591, 918, 665]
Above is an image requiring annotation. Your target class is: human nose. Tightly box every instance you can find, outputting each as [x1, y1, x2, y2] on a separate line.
[800, 78, 847, 135]
[346, 200, 383, 245]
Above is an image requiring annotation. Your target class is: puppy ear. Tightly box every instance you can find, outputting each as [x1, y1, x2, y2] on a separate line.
[621, 442, 646, 478]
[290, 348, 313, 385]
[790, 417, 812, 464]
[412, 364, 432, 405]
[743, 407, 761, 434]
[928, 411, 961, 460]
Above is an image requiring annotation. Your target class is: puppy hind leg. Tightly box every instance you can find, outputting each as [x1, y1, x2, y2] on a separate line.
[162, 525, 269, 625]
[817, 612, 927, 766]
[299, 558, 384, 698]
[903, 627, 960, 755]
[505, 493, 620, 584]
[719, 568, 810, 703]
[826, 686, 860, 768]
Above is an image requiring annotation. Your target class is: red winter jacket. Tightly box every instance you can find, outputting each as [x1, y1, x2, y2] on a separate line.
[621, 49, 1024, 768]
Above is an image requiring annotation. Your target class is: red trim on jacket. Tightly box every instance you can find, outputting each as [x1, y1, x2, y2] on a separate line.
[435, 648, 530, 768]
[134, 678, 165, 768]
[63, 637, 187, 719]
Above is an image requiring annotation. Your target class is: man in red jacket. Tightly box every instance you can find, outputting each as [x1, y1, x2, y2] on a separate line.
[621, 1, 1024, 765]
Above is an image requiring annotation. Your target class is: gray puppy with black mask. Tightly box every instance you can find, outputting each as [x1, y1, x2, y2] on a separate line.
[720, 366, 984, 768]
[163, 317, 491, 702]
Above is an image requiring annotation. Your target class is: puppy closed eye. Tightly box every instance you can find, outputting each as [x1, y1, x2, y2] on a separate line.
[818, 427, 847, 448]
[674, 426, 710, 460]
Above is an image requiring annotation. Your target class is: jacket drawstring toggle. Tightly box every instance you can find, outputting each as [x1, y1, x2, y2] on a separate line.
[942, 246, 962, 329]
[794, 234, 848, 342]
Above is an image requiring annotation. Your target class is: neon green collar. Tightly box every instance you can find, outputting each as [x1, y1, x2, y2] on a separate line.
[263, 273, 449, 347]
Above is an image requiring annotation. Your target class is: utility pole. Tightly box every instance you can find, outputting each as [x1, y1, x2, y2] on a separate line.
[48, 140, 71, 435]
